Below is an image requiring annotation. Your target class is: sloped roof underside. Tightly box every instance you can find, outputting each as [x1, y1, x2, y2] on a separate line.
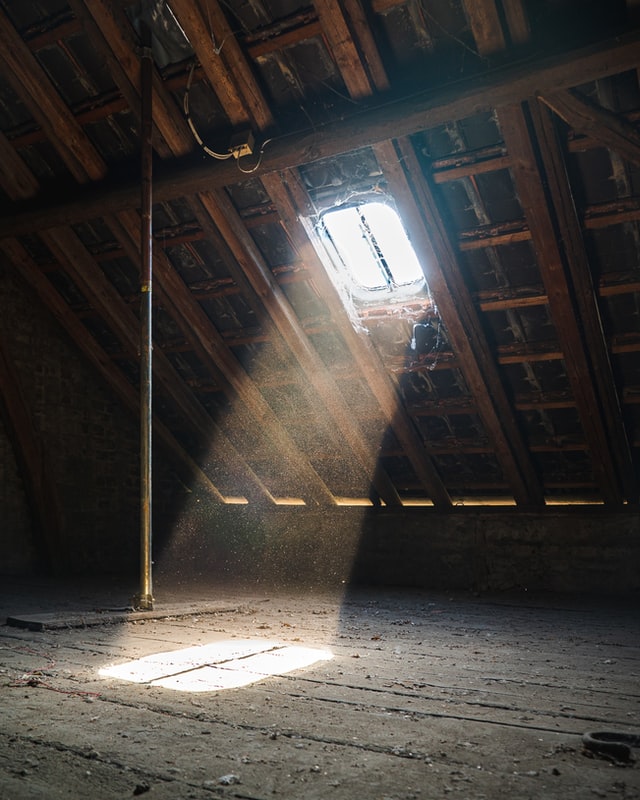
[1, 0, 640, 509]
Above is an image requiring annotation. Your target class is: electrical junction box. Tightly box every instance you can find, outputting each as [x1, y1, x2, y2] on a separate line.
[228, 130, 255, 159]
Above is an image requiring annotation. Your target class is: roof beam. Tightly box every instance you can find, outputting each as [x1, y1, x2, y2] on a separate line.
[39, 226, 275, 505]
[68, 0, 193, 158]
[4, 29, 640, 237]
[1, 237, 225, 503]
[0, 129, 40, 201]
[462, 0, 506, 55]
[0, 7, 106, 183]
[199, 188, 404, 506]
[111, 209, 337, 507]
[315, 0, 389, 97]
[379, 137, 545, 506]
[498, 103, 624, 504]
[463, 0, 628, 504]
[528, 99, 638, 502]
[170, 0, 274, 131]
[262, 169, 451, 507]
[539, 89, 640, 169]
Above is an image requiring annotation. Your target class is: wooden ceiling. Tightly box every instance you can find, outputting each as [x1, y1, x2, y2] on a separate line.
[1, 0, 640, 509]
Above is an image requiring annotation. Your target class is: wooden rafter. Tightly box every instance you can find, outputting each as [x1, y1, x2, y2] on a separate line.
[110, 209, 337, 507]
[315, 0, 373, 99]
[1, 237, 225, 503]
[538, 89, 640, 169]
[1, 29, 637, 237]
[339, 0, 390, 90]
[463, 0, 629, 504]
[0, 7, 106, 183]
[315, 0, 389, 97]
[200, 188, 404, 506]
[170, 0, 274, 131]
[378, 137, 544, 506]
[2, 29, 640, 238]
[39, 226, 275, 505]
[498, 105, 624, 504]
[69, 0, 193, 158]
[0, 129, 39, 200]
[502, 0, 530, 45]
[528, 100, 637, 501]
[462, 0, 506, 55]
[262, 169, 451, 507]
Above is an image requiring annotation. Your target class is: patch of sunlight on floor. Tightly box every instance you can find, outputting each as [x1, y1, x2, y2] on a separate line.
[99, 639, 333, 692]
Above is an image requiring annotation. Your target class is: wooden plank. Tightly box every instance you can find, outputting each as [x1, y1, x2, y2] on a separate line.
[514, 391, 576, 410]
[599, 274, 640, 297]
[497, 341, 563, 364]
[539, 89, 640, 168]
[168, 0, 249, 127]
[39, 227, 275, 504]
[171, 0, 273, 131]
[0, 129, 40, 200]
[530, 99, 637, 502]
[461, 0, 506, 56]
[379, 137, 544, 506]
[316, 0, 375, 98]
[263, 170, 451, 507]
[2, 237, 225, 502]
[2, 29, 640, 237]
[478, 292, 547, 311]
[408, 399, 476, 417]
[433, 154, 512, 183]
[458, 228, 532, 251]
[611, 332, 640, 354]
[69, 0, 193, 158]
[248, 20, 323, 58]
[341, 0, 390, 91]
[199, 188, 404, 507]
[498, 104, 624, 505]
[585, 199, 640, 229]
[25, 15, 81, 50]
[111, 209, 337, 508]
[0, 7, 106, 183]
[502, 0, 530, 45]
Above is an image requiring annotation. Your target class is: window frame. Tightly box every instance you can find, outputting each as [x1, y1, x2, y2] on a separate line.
[318, 197, 426, 305]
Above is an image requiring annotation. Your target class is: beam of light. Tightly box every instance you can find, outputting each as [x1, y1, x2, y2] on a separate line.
[99, 639, 333, 692]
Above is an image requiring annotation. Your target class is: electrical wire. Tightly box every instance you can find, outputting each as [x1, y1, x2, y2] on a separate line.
[183, 62, 274, 174]
[183, 63, 234, 160]
[235, 137, 273, 174]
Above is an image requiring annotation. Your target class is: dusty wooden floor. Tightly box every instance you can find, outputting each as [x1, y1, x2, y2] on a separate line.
[0, 581, 638, 799]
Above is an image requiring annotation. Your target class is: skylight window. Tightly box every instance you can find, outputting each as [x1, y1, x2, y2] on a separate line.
[321, 201, 424, 298]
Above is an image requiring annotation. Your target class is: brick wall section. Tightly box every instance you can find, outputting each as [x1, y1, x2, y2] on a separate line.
[0, 265, 140, 575]
[154, 503, 640, 595]
[0, 413, 34, 574]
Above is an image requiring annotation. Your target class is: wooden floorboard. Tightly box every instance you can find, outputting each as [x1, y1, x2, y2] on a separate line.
[1, 585, 638, 798]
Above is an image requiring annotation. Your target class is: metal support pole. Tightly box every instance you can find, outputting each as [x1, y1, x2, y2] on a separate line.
[136, 20, 154, 611]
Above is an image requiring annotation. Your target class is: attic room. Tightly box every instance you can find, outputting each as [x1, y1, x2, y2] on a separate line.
[0, 0, 639, 797]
